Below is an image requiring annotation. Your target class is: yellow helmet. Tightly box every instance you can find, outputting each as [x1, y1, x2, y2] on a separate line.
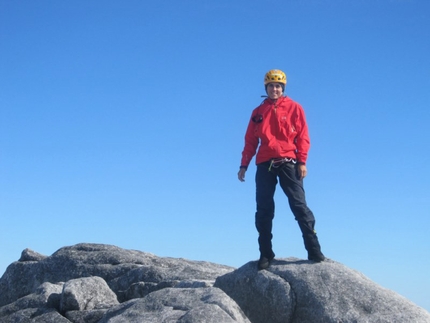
[264, 69, 287, 85]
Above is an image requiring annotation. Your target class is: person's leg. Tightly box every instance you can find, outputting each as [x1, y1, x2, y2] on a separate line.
[255, 163, 277, 265]
[278, 162, 325, 261]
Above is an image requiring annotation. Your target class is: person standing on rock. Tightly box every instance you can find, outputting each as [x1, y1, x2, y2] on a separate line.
[238, 69, 325, 270]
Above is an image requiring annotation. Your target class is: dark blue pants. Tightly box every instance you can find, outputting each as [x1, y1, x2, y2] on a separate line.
[255, 161, 321, 258]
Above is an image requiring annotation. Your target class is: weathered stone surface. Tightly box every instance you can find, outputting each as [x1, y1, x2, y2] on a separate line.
[215, 257, 430, 323]
[64, 309, 107, 323]
[0, 282, 63, 318]
[60, 276, 119, 312]
[215, 263, 294, 323]
[19, 248, 47, 262]
[3, 307, 72, 322]
[0, 243, 233, 307]
[1, 244, 429, 323]
[98, 287, 250, 323]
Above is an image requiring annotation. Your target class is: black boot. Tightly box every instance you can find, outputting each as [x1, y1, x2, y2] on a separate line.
[303, 233, 325, 262]
[258, 251, 275, 270]
[257, 232, 275, 270]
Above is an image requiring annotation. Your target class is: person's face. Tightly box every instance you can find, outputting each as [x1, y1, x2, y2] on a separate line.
[266, 83, 283, 100]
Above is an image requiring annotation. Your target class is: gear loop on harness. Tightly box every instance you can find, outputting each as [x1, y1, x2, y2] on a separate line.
[268, 157, 296, 171]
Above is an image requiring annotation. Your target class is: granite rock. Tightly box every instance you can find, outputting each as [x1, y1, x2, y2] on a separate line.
[1, 244, 429, 322]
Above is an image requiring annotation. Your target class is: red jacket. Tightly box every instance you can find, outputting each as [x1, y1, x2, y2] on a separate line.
[240, 96, 311, 167]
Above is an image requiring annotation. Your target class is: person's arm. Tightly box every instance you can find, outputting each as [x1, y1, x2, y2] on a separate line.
[238, 115, 259, 182]
[295, 104, 310, 180]
[295, 104, 310, 167]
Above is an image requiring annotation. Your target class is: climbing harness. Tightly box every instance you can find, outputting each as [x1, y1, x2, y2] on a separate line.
[268, 157, 296, 171]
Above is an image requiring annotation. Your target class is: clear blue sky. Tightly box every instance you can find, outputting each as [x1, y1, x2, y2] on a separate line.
[1, 0, 429, 312]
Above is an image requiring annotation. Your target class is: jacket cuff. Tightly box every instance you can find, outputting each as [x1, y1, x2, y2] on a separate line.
[239, 165, 248, 170]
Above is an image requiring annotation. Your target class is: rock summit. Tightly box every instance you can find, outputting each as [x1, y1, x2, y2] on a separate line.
[0, 243, 429, 322]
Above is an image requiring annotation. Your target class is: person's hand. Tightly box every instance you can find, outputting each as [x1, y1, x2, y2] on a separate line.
[238, 168, 246, 182]
[297, 164, 307, 180]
